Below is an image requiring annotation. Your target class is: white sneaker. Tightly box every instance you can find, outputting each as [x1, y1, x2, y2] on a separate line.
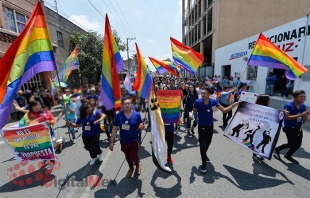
[89, 157, 98, 165]
[98, 153, 104, 161]
[175, 131, 180, 136]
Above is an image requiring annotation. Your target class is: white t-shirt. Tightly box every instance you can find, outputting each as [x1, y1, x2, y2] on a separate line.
[244, 80, 251, 86]
[196, 87, 202, 99]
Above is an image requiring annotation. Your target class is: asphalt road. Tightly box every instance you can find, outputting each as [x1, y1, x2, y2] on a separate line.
[0, 99, 309, 198]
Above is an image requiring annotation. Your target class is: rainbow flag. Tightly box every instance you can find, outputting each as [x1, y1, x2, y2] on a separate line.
[48, 75, 55, 95]
[70, 88, 82, 99]
[55, 47, 79, 82]
[170, 37, 204, 75]
[157, 90, 182, 123]
[149, 57, 178, 76]
[248, 33, 308, 80]
[133, 43, 153, 99]
[101, 14, 122, 110]
[0, 2, 57, 129]
[242, 139, 255, 150]
[171, 64, 182, 77]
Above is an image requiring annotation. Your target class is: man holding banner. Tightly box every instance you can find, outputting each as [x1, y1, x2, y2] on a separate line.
[192, 87, 240, 173]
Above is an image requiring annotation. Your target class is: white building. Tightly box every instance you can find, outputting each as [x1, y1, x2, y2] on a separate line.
[215, 16, 310, 106]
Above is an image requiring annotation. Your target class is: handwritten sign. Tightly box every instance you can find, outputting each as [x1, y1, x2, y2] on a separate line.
[157, 90, 182, 123]
[0, 123, 55, 164]
[239, 91, 258, 104]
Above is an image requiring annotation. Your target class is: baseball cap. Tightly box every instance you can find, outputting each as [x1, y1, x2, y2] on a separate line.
[90, 87, 96, 92]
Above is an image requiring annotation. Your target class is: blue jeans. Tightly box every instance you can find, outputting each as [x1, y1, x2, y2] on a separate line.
[68, 118, 76, 139]
[265, 84, 275, 95]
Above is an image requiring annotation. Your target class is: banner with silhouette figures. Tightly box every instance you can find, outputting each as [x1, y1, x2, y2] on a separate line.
[223, 102, 283, 159]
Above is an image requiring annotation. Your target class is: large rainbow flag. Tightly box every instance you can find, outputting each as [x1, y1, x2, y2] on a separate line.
[248, 33, 308, 80]
[0, 2, 57, 129]
[54, 47, 79, 82]
[149, 57, 178, 76]
[100, 14, 123, 110]
[133, 43, 153, 99]
[170, 37, 204, 75]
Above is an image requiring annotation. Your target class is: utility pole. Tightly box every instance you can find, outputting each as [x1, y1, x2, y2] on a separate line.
[54, 0, 58, 13]
[126, 37, 136, 75]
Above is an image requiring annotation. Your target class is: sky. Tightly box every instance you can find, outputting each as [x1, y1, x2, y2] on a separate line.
[44, 0, 183, 72]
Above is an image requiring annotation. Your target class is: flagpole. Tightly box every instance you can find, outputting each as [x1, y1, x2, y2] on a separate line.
[56, 71, 72, 142]
[237, 65, 247, 88]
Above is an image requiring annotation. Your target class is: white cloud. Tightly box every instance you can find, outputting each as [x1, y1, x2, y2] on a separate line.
[135, 9, 144, 16]
[69, 15, 101, 30]
[146, 39, 155, 43]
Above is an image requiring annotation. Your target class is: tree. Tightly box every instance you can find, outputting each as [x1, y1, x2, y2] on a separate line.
[70, 31, 126, 82]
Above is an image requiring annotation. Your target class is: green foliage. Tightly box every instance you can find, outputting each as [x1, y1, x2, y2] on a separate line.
[70, 31, 126, 81]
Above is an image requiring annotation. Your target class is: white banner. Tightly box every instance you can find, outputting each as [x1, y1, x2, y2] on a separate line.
[223, 102, 283, 159]
[239, 91, 258, 104]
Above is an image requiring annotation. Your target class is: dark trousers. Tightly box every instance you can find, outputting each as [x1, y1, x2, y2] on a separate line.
[82, 135, 102, 158]
[276, 127, 303, 157]
[121, 141, 140, 168]
[198, 125, 214, 164]
[165, 131, 174, 156]
[184, 108, 197, 129]
[220, 103, 232, 125]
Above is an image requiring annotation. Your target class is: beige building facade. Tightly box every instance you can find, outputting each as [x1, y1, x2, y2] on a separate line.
[182, 0, 310, 77]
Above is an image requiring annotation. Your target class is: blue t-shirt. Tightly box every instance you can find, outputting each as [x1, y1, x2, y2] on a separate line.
[114, 110, 142, 144]
[86, 94, 99, 102]
[63, 102, 76, 120]
[164, 123, 174, 132]
[75, 110, 102, 136]
[284, 101, 307, 128]
[193, 98, 219, 125]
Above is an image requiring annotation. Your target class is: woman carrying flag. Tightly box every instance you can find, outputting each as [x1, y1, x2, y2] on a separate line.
[19, 100, 56, 170]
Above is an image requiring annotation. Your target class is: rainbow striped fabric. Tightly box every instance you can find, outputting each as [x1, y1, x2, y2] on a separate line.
[48, 75, 55, 96]
[70, 88, 82, 99]
[55, 47, 79, 82]
[170, 37, 204, 75]
[0, 2, 57, 129]
[149, 57, 178, 76]
[101, 14, 123, 110]
[248, 33, 308, 80]
[133, 43, 153, 99]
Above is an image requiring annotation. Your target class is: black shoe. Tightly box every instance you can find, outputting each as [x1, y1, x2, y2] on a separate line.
[187, 132, 192, 137]
[284, 154, 299, 164]
[200, 163, 207, 173]
[273, 149, 281, 160]
[252, 155, 259, 163]
[206, 156, 210, 162]
[191, 129, 195, 135]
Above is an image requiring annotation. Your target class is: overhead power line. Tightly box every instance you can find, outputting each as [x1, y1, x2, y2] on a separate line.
[113, 0, 136, 37]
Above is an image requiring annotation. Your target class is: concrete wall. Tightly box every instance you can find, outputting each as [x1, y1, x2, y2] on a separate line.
[213, 0, 310, 50]
[44, 6, 87, 88]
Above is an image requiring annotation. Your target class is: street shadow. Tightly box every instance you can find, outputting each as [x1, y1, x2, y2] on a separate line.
[139, 145, 151, 160]
[213, 129, 220, 134]
[291, 148, 310, 159]
[57, 160, 103, 190]
[94, 175, 144, 198]
[172, 135, 198, 155]
[0, 162, 56, 192]
[223, 164, 287, 190]
[190, 163, 236, 185]
[274, 157, 310, 181]
[150, 168, 182, 198]
[252, 160, 294, 184]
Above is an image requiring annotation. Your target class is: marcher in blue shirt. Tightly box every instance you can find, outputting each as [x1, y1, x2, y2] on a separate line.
[192, 87, 240, 173]
[273, 90, 309, 164]
[109, 96, 144, 178]
[265, 72, 277, 96]
[67, 102, 106, 165]
[57, 97, 77, 143]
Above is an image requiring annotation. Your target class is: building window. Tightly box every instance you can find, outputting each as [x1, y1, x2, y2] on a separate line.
[3, 6, 28, 33]
[247, 66, 258, 81]
[57, 31, 64, 47]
